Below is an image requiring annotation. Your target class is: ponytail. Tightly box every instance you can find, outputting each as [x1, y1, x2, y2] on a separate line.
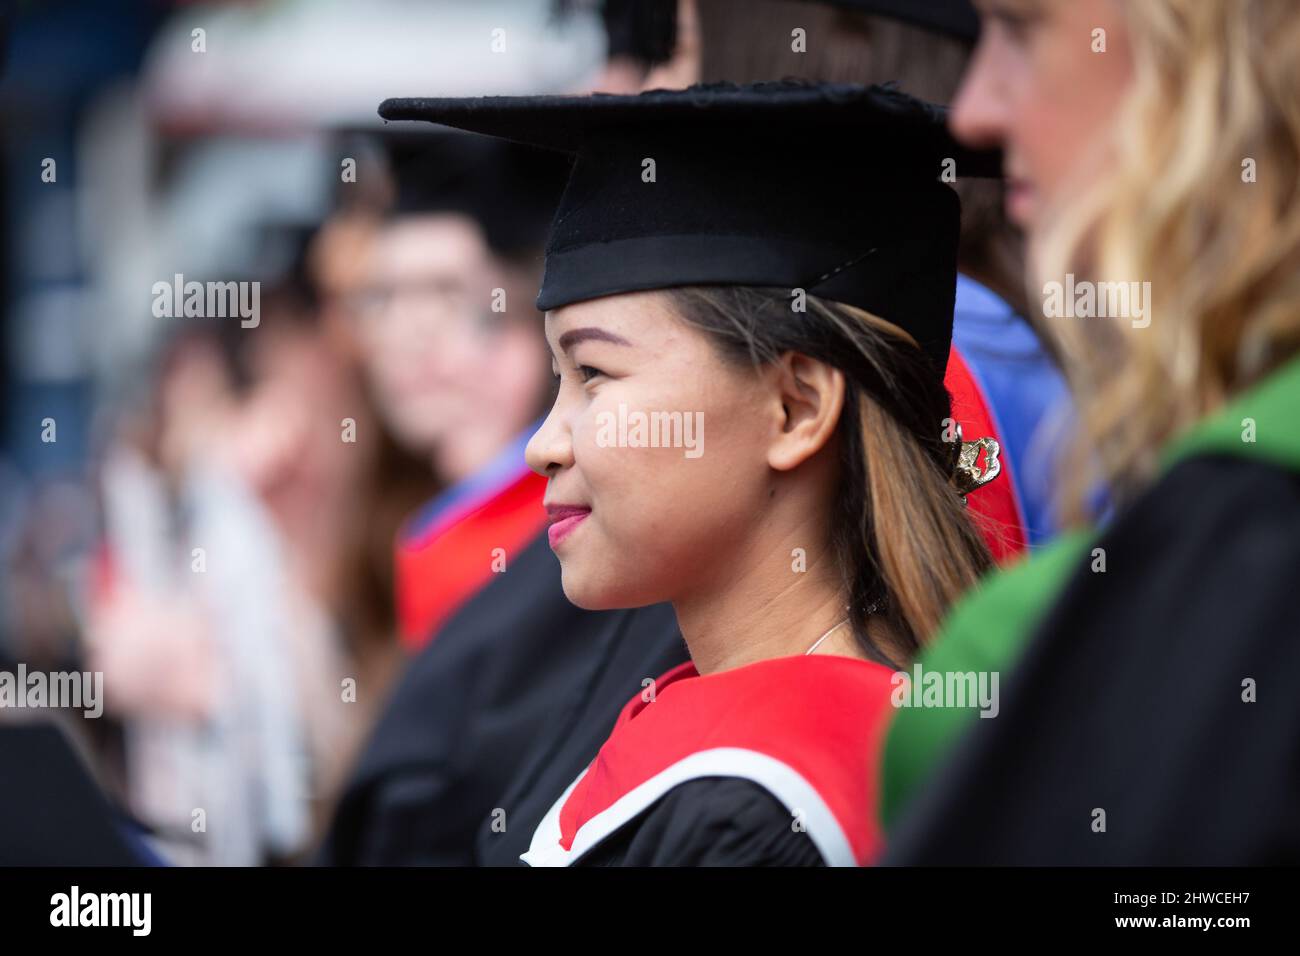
[846, 388, 991, 658]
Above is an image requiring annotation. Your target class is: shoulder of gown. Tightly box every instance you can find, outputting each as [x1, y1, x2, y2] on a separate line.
[885, 452, 1300, 864]
[584, 777, 826, 866]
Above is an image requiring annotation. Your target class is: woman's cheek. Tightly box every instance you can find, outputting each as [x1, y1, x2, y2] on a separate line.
[572, 414, 688, 552]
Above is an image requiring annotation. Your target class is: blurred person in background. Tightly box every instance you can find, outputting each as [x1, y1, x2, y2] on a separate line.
[881, 0, 1300, 864]
[216, 270, 436, 828]
[88, 262, 437, 862]
[332, 130, 565, 649]
[306, 215, 444, 703]
[88, 319, 311, 865]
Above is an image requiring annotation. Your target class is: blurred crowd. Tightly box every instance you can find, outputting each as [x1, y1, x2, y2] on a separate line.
[0, 0, 617, 864]
[4, 0, 1294, 870]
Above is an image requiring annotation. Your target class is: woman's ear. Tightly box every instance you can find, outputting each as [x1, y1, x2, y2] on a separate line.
[765, 351, 846, 472]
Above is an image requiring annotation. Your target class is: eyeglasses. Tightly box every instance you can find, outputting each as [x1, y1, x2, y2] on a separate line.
[343, 279, 503, 335]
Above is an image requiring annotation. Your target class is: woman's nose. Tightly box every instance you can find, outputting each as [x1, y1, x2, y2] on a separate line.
[525, 399, 574, 477]
[949, 40, 1010, 152]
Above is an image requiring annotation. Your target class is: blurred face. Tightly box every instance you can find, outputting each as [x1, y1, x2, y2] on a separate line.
[351, 213, 502, 453]
[228, 321, 368, 526]
[952, 0, 1134, 230]
[473, 263, 552, 440]
[525, 292, 772, 610]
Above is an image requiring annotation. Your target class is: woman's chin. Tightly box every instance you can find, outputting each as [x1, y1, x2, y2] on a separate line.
[559, 575, 614, 610]
[559, 566, 640, 611]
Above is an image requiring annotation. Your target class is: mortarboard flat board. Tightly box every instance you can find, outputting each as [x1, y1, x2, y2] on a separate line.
[0, 723, 154, 866]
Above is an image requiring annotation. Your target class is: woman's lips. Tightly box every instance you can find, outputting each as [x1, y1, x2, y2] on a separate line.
[545, 505, 591, 549]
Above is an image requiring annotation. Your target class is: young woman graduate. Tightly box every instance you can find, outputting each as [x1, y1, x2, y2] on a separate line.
[475, 0, 1051, 869]
[380, 80, 1004, 866]
[879, 0, 1300, 864]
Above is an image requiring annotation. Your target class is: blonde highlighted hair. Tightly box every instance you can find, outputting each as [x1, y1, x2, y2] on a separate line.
[1036, 0, 1300, 520]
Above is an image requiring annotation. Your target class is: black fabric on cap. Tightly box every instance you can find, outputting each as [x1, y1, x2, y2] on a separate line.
[379, 81, 997, 376]
[355, 128, 569, 260]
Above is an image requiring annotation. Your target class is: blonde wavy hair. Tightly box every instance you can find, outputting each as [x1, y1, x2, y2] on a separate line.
[1034, 0, 1300, 521]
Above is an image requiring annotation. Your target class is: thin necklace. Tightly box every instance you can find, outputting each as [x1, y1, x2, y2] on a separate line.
[805, 617, 850, 655]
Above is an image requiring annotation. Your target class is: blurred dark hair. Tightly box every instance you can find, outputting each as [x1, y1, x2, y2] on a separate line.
[554, 0, 679, 67]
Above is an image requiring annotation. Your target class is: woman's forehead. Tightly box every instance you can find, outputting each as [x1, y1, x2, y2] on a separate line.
[547, 292, 667, 334]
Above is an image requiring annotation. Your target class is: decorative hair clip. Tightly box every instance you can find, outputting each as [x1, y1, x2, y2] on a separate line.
[953, 436, 1002, 501]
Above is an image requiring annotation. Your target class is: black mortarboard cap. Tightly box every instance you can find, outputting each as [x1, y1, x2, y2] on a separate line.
[379, 81, 998, 373]
[360, 128, 571, 261]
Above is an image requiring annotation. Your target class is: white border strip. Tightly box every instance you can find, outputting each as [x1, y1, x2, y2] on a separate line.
[521, 747, 857, 867]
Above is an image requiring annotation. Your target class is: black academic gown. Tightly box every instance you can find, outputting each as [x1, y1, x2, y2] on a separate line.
[884, 452, 1300, 864]
[514, 655, 896, 867]
[478, 648, 835, 866]
[575, 778, 826, 866]
[475, 599, 689, 865]
[0, 724, 159, 865]
[318, 530, 683, 865]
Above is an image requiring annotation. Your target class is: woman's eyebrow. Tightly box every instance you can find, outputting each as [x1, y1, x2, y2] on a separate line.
[557, 327, 633, 353]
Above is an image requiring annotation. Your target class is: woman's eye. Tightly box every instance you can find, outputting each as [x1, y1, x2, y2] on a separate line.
[550, 364, 604, 386]
[988, 10, 1036, 41]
